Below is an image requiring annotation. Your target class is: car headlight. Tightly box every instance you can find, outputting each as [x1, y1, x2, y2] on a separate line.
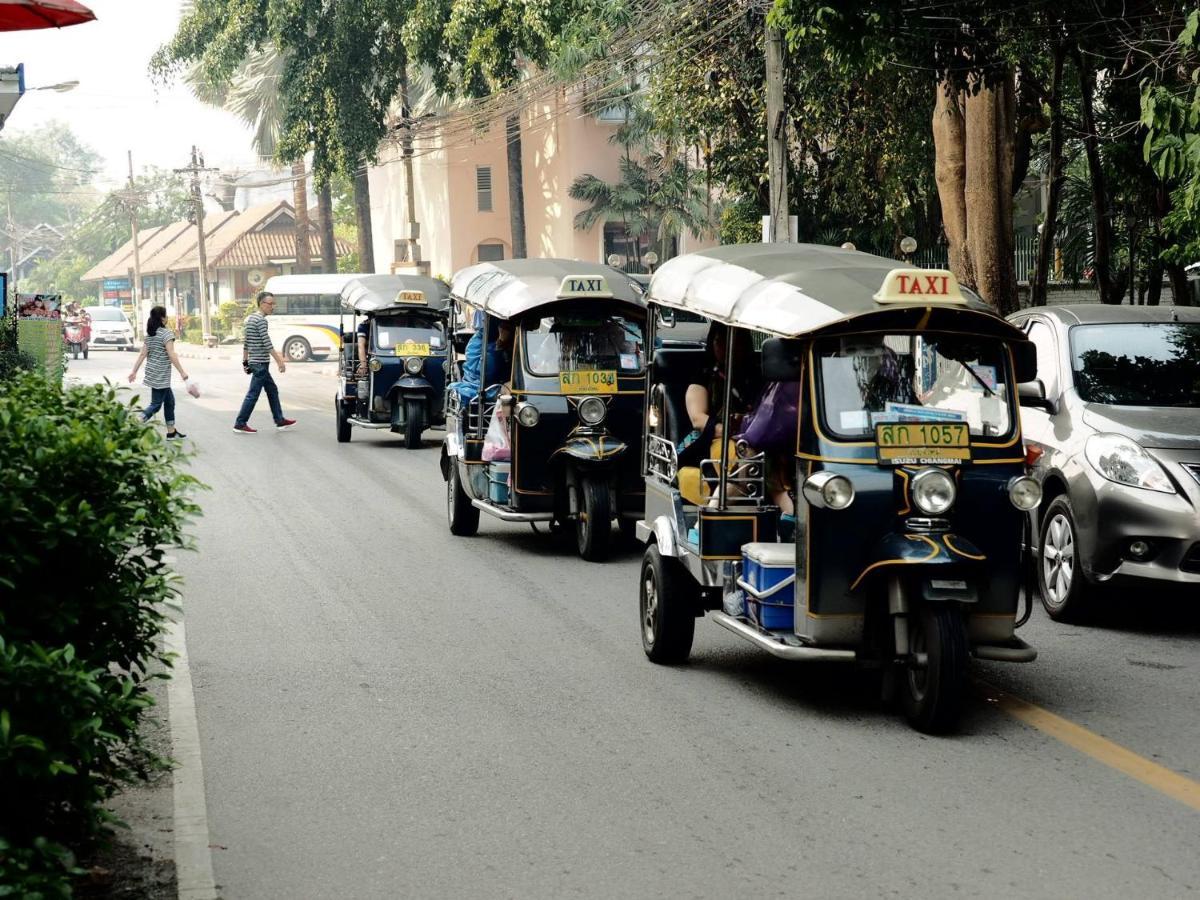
[911, 467, 956, 515]
[516, 401, 540, 427]
[404, 356, 424, 375]
[578, 396, 607, 426]
[802, 471, 855, 510]
[369, 357, 382, 373]
[1084, 433, 1175, 493]
[1007, 475, 1042, 511]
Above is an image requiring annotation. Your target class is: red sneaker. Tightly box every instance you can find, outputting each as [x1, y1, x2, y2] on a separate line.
[275, 418, 297, 430]
[232, 424, 257, 434]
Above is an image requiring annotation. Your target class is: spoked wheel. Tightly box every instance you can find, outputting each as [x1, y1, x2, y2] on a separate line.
[335, 400, 351, 443]
[1039, 497, 1088, 622]
[447, 461, 479, 536]
[576, 475, 613, 562]
[901, 604, 968, 734]
[403, 398, 424, 449]
[640, 545, 696, 664]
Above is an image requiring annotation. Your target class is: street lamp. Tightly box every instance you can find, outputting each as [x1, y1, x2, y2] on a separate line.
[840, 242, 856, 251]
[900, 235, 918, 261]
[643, 250, 659, 274]
[606, 253, 626, 268]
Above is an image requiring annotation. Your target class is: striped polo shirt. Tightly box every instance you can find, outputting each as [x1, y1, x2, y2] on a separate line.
[143, 327, 175, 388]
[243, 311, 273, 363]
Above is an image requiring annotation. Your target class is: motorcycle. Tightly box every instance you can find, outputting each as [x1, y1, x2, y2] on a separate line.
[63, 316, 90, 360]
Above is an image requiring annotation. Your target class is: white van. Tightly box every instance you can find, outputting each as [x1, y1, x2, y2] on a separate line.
[261, 273, 368, 362]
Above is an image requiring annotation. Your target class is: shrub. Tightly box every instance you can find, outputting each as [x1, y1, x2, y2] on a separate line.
[0, 315, 37, 383]
[719, 197, 765, 245]
[0, 372, 200, 896]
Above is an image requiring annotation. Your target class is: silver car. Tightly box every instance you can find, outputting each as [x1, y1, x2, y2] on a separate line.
[1008, 305, 1200, 620]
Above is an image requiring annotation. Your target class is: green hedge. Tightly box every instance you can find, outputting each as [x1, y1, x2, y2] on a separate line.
[0, 372, 200, 897]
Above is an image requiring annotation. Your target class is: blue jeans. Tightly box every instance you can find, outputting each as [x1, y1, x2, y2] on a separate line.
[142, 387, 176, 427]
[236, 363, 285, 426]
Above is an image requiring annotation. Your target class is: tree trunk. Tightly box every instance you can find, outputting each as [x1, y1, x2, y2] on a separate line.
[964, 72, 1018, 315]
[292, 160, 311, 275]
[354, 166, 375, 273]
[505, 112, 527, 259]
[932, 82, 975, 288]
[1032, 44, 1066, 308]
[1167, 263, 1192, 306]
[1076, 52, 1121, 304]
[317, 180, 336, 272]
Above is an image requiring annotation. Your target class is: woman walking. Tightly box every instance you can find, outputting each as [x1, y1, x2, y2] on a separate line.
[128, 305, 189, 439]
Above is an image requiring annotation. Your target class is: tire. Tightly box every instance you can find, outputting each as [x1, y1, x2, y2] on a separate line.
[901, 603, 968, 734]
[403, 398, 424, 449]
[335, 400, 351, 443]
[447, 461, 479, 536]
[283, 337, 311, 363]
[82, 345, 88, 359]
[1038, 496, 1090, 622]
[640, 544, 696, 664]
[576, 475, 613, 562]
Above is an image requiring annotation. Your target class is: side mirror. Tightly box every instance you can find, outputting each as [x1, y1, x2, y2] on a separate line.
[1018, 379, 1058, 414]
[761, 337, 804, 382]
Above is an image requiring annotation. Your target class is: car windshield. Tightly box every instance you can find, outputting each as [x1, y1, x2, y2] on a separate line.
[373, 317, 444, 353]
[86, 308, 126, 321]
[1070, 323, 1200, 407]
[817, 333, 1012, 438]
[523, 313, 646, 376]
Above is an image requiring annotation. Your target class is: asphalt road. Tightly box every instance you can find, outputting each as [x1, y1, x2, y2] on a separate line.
[75, 350, 1200, 899]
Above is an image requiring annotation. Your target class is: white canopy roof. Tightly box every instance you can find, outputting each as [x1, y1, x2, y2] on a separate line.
[450, 258, 644, 319]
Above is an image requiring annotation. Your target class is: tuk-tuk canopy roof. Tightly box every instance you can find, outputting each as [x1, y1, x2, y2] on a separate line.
[450, 258, 645, 320]
[649, 244, 1008, 338]
[340, 274, 450, 314]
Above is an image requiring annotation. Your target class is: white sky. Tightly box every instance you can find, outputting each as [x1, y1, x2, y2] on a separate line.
[0, 0, 262, 189]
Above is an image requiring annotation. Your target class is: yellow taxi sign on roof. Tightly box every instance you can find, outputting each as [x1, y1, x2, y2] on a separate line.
[873, 268, 966, 305]
[558, 274, 613, 299]
[396, 289, 427, 304]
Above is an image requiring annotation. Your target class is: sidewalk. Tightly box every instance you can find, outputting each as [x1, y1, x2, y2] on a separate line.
[173, 341, 241, 362]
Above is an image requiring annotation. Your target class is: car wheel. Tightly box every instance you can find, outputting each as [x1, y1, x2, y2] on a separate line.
[640, 544, 696, 664]
[1039, 496, 1089, 622]
[335, 399, 351, 443]
[284, 337, 311, 362]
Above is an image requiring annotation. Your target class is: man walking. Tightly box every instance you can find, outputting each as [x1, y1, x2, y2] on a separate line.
[233, 291, 296, 434]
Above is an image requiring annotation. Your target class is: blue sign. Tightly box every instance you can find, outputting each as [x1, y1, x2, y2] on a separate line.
[103, 278, 130, 290]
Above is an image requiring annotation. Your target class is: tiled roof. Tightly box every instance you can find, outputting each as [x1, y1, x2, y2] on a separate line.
[81, 224, 167, 282]
[173, 201, 291, 270]
[218, 229, 352, 268]
[142, 211, 239, 273]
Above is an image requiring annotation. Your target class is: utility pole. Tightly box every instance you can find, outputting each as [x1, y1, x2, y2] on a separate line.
[126, 151, 145, 336]
[176, 146, 218, 345]
[764, 17, 790, 243]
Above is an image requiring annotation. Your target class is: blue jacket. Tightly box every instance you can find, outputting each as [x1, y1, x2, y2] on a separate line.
[452, 328, 509, 401]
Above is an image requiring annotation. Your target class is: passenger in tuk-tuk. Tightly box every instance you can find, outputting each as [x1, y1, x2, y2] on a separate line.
[678, 326, 759, 468]
[450, 317, 514, 402]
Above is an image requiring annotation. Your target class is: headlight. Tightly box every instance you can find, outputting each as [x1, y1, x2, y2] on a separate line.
[516, 401, 540, 427]
[578, 396, 607, 426]
[404, 356, 424, 375]
[1007, 475, 1042, 511]
[1084, 433, 1175, 493]
[368, 357, 382, 373]
[802, 471, 855, 510]
[911, 467, 956, 515]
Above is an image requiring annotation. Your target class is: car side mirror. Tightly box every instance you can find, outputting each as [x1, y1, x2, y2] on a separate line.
[761, 338, 804, 382]
[1018, 379, 1058, 414]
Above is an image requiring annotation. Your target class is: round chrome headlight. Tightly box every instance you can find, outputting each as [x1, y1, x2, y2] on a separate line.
[1007, 475, 1042, 511]
[578, 396, 607, 426]
[516, 401, 540, 427]
[802, 471, 855, 510]
[911, 467, 956, 515]
[404, 356, 424, 375]
[368, 357, 382, 373]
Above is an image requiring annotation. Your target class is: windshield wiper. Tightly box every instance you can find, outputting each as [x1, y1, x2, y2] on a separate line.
[962, 364, 997, 398]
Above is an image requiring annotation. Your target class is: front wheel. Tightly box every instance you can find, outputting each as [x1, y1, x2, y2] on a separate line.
[1039, 496, 1089, 622]
[283, 337, 311, 363]
[447, 461, 479, 536]
[335, 400, 351, 443]
[403, 398, 424, 449]
[640, 545, 696, 664]
[82, 345, 88, 359]
[900, 603, 968, 734]
[576, 475, 613, 562]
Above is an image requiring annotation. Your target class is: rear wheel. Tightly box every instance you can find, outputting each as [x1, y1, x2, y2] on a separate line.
[1039, 496, 1089, 622]
[283, 337, 311, 363]
[447, 461, 479, 536]
[335, 400, 351, 443]
[403, 398, 424, 449]
[640, 545, 696, 664]
[901, 604, 968, 734]
[82, 345, 88, 359]
[576, 475, 613, 562]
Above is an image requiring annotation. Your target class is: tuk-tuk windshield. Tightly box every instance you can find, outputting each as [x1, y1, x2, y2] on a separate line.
[523, 313, 646, 376]
[373, 316, 445, 352]
[816, 334, 1012, 439]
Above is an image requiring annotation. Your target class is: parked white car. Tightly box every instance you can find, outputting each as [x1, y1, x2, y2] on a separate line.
[84, 305, 136, 351]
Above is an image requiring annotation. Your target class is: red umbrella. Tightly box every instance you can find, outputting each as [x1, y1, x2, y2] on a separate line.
[0, 0, 95, 31]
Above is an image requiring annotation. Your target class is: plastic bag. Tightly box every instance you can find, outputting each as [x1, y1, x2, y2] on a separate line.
[736, 381, 799, 452]
[185, 379, 201, 399]
[482, 409, 511, 461]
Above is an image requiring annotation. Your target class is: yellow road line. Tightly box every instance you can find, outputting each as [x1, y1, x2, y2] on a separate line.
[978, 682, 1200, 814]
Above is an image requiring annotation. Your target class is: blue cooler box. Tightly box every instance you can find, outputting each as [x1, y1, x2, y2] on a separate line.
[740, 543, 796, 630]
[488, 462, 510, 504]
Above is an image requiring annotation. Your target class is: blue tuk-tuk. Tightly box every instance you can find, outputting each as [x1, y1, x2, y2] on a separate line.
[336, 274, 450, 448]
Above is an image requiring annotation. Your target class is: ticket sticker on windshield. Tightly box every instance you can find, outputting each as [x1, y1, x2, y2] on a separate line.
[560, 369, 618, 394]
[876, 422, 970, 464]
[395, 340, 431, 357]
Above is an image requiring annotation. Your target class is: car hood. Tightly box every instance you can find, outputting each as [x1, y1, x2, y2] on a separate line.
[1082, 404, 1200, 450]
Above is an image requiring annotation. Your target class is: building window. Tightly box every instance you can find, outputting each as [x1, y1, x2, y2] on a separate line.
[476, 166, 493, 212]
[477, 243, 504, 263]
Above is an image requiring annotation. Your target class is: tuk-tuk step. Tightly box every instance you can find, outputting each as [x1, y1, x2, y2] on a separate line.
[711, 613, 856, 662]
[970, 638, 1037, 663]
[468, 499, 553, 523]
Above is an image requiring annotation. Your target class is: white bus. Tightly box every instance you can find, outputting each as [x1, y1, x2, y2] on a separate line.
[261, 273, 368, 362]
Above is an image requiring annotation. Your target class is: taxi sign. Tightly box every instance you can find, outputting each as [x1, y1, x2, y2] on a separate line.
[395, 289, 427, 304]
[557, 275, 613, 299]
[873, 268, 966, 305]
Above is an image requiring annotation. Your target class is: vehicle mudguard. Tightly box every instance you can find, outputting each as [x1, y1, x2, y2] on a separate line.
[552, 435, 628, 464]
[849, 532, 986, 592]
[395, 376, 434, 393]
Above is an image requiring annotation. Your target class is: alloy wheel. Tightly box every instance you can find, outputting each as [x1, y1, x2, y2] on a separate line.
[1042, 513, 1075, 608]
[642, 571, 659, 646]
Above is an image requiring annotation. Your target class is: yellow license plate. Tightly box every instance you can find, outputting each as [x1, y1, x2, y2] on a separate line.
[876, 422, 970, 463]
[560, 369, 618, 394]
[395, 341, 430, 357]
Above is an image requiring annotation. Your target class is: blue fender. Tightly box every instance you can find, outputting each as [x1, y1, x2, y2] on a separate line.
[849, 532, 987, 592]
[396, 376, 433, 393]
[552, 435, 628, 464]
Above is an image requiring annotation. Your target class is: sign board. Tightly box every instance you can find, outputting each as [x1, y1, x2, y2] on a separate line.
[18, 318, 64, 383]
[558, 275, 613, 299]
[876, 422, 970, 465]
[873, 269, 966, 305]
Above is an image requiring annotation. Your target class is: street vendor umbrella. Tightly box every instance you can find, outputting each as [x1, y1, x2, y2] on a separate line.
[0, 0, 95, 30]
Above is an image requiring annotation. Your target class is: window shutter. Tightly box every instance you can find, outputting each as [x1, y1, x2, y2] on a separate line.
[476, 166, 493, 212]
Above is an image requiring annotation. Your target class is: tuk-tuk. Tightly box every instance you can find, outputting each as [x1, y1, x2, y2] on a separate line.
[636, 244, 1042, 733]
[335, 274, 450, 448]
[441, 259, 648, 561]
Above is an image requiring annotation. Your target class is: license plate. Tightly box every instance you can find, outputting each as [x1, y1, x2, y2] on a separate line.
[560, 369, 618, 394]
[395, 341, 430, 357]
[876, 422, 970, 464]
